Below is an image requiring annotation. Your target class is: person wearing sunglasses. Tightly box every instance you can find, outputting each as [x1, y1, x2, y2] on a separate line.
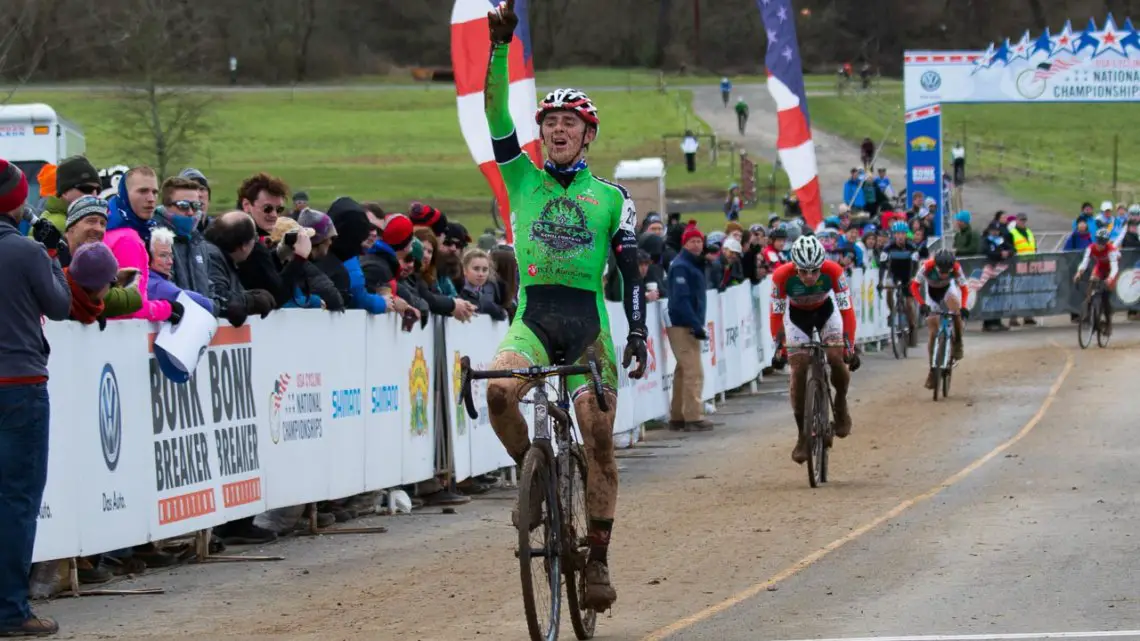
[25, 155, 103, 262]
[235, 172, 295, 307]
[910, 249, 970, 388]
[151, 176, 214, 303]
[769, 234, 860, 465]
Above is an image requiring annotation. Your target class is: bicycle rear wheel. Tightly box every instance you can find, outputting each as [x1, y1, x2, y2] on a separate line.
[804, 370, 829, 488]
[889, 307, 901, 359]
[1078, 299, 1096, 349]
[562, 445, 596, 640]
[518, 448, 561, 641]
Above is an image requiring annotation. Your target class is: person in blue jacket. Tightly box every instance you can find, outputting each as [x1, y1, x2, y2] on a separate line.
[720, 77, 732, 107]
[326, 197, 389, 314]
[1063, 218, 1093, 251]
[842, 168, 866, 210]
[665, 221, 714, 432]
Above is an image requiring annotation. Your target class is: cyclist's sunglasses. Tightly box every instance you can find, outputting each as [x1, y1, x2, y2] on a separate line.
[75, 184, 101, 195]
[169, 200, 203, 212]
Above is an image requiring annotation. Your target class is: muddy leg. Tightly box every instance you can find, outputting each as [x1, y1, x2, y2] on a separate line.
[826, 347, 852, 437]
[574, 390, 619, 611]
[485, 352, 533, 465]
[789, 353, 810, 463]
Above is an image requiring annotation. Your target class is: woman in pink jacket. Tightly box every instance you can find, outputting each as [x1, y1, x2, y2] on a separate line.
[101, 168, 174, 322]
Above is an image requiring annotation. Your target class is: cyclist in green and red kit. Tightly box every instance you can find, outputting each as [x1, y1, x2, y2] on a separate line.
[482, 0, 647, 612]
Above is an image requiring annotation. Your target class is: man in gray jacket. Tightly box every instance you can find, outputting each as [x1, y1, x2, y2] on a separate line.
[0, 160, 70, 637]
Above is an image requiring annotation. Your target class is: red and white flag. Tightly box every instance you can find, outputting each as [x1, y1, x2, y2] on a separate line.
[450, 0, 540, 242]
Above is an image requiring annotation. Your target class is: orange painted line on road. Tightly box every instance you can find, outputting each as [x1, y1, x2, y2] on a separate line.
[641, 344, 1075, 641]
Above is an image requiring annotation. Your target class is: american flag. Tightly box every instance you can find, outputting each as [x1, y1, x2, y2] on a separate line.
[757, 0, 823, 227]
[450, 0, 541, 244]
[272, 373, 291, 412]
[1033, 58, 1076, 81]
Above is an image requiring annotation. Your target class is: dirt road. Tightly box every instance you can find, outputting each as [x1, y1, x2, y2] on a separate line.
[689, 86, 1073, 233]
[38, 321, 1136, 641]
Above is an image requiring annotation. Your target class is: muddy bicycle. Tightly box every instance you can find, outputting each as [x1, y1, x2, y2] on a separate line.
[930, 311, 957, 401]
[796, 329, 836, 488]
[460, 349, 606, 641]
[1078, 278, 1111, 350]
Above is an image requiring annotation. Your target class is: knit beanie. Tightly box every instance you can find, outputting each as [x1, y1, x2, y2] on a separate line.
[66, 196, 110, 230]
[409, 202, 448, 236]
[382, 213, 414, 251]
[297, 208, 337, 243]
[179, 168, 210, 193]
[56, 155, 100, 195]
[69, 242, 119, 291]
[681, 220, 704, 245]
[0, 159, 29, 215]
[292, 191, 309, 203]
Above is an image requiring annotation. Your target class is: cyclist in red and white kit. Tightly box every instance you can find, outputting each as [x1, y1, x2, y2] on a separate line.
[770, 235, 860, 464]
[910, 249, 969, 389]
[1072, 227, 1120, 335]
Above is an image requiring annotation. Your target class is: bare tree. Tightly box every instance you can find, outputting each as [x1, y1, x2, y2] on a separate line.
[105, 0, 216, 178]
[0, 0, 49, 105]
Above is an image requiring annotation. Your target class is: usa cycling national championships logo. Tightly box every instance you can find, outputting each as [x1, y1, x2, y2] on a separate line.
[920, 70, 942, 92]
[98, 364, 122, 472]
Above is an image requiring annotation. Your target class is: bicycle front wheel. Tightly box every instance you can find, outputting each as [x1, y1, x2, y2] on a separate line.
[1078, 299, 1095, 349]
[931, 337, 946, 402]
[518, 448, 561, 641]
[804, 374, 829, 488]
[1096, 297, 1111, 348]
[889, 308, 901, 359]
[562, 445, 596, 640]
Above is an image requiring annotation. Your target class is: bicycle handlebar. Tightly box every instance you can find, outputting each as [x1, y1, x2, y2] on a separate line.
[459, 347, 609, 420]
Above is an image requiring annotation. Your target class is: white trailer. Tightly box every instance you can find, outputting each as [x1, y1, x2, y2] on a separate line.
[0, 103, 86, 205]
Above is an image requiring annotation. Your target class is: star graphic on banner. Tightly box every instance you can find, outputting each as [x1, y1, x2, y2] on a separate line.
[782, 45, 793, 61]
[1051, 21, 1077, 56]
[777, 5, 787, 22]
[767, 28, 778, 45]
[1031, 27, 1054, 56]
[1072, 17, 1101, 55]
[987, 39, 1012, 67]
[1093, 14, 1129, 58]
[1120, 18, 1140, 54]
[1010, 30, 1033, 62]
[1032, 27, 1054, 56]
[972, 42, 996, 74]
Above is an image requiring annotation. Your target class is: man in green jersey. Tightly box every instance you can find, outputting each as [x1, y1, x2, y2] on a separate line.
[484, 0, 648, 612]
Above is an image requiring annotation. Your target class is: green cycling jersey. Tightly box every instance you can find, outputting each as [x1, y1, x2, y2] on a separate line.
[484, 42, 645, 393]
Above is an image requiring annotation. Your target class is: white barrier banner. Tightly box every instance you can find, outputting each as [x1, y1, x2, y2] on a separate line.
[148, 322, 265, 541]
[445, 316, 512, 481]
[399, 320, 436, 485]
[700, 290, 721, 401]
[754, 281, 776, 370]
[30, 270, 896, 563]
[629, 301, 668, 426]
[363, 315, 407, 491]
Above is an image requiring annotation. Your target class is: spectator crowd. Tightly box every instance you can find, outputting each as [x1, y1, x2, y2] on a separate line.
[0, 155, 525, 637]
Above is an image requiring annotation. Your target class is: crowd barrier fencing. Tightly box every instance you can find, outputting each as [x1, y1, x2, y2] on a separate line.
[959, 249, 1140, 319]
[32, 269, 891, 563]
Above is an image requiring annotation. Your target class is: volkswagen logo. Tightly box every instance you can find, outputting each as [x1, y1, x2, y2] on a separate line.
[98, 364, 122, 472]
[920, 71, 942, 92]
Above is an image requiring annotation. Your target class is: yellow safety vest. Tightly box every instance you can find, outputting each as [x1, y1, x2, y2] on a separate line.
[1010, 227, 1036, 254]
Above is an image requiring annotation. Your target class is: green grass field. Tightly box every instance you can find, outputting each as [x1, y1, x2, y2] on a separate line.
[6, 85, 767, 226]
[806, 86, 1140, 208]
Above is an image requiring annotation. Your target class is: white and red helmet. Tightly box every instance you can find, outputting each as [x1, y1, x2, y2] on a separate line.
[535, 88, 600, 133]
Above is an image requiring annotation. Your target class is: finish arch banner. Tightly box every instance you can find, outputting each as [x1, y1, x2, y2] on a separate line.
[905, 16, 1140, 106]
